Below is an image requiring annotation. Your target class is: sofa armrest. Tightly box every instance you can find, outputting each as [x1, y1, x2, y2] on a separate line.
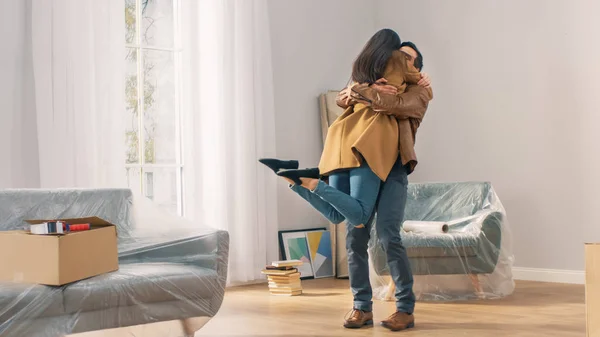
[458, 210, 503, 273]
[479, 211, 503, 250]
[117, 229, 230, 282]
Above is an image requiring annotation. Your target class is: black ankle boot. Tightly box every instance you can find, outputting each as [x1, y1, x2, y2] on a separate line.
[276, 168, 320, 186]
[258, 158, 299, 174]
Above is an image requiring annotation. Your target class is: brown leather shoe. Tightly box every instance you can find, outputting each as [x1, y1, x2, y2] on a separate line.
[381, 311, 415, 331]
[343, 309, 373, 329]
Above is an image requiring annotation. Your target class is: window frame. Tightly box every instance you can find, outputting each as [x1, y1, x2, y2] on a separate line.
[124, 0, 185, 216]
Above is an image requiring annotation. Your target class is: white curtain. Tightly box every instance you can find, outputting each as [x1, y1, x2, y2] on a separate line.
[0, 0, 126, 189]
[181, 0, 279, 284]
[31, 0, 126, 188]
[0, 0, 39, 188]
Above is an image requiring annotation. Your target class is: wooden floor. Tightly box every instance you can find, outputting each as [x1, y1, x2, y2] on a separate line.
[196, 278, 585, 337]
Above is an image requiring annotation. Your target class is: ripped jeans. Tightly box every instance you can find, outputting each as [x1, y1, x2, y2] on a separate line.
[290, 161, 381, 311]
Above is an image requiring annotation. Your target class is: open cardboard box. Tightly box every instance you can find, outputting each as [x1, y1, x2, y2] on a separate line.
[586, 243, 600, 337]
[0, 216, 119, 286]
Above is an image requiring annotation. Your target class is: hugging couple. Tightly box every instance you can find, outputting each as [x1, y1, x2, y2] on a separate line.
[259, 28, 433, 331]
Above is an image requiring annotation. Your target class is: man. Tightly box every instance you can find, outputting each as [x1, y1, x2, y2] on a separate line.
[336, 42, 433, 331]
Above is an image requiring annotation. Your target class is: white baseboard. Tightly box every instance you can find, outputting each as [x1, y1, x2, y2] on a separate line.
[512, 267, 584, 284]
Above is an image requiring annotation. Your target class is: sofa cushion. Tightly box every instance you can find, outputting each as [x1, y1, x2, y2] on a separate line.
[0, 283, 64, 320]
[63, 263, 218, 313]
[68, 299, 215, 334]
[403, 233, 479, 258]
[406, 245, 477, 258]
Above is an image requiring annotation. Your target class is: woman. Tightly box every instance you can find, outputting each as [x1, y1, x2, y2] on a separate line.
[261, 29, 420, 230]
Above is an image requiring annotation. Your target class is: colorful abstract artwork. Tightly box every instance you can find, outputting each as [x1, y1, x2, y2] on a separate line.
[306, 231, 334, 278]
[279, 228, 326, 279]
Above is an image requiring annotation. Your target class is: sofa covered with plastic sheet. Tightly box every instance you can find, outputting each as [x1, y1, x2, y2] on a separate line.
[0, 188, 229, 337]
[368, 182, 514, 301]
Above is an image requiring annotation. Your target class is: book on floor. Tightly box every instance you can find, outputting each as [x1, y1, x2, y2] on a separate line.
[268, 281, 302, 289]
[261, 269, 298, 276]
[265, 265, 296, 271]
[267, 272, 301, 280]
[270, 287, 302, 293]
[268, 279, 300, 285]
[271, 260, 303, 267]
[270, 290, 302, 296]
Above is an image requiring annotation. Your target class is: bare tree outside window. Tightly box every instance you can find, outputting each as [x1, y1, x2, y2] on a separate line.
[124, 0, 183, 215]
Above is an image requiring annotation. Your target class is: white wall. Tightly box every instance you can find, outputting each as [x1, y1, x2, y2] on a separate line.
[267, 0, 376, 230]
[376, 0, 600, 272]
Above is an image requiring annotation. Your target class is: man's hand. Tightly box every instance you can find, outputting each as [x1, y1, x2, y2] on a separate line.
[418, 72, 431, 88]
[340, 82, 361, 105]
[371, 78, 398, 95]
[339, 87, 352, 105]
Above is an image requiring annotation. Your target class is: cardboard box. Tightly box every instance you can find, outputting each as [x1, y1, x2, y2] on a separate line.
[0, 216, 118, 286]
[586, 243, 600, 337]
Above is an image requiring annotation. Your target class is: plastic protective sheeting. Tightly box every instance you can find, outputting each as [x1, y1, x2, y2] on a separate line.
[368, 182, 514, 302]
[0, 189, 229, 337]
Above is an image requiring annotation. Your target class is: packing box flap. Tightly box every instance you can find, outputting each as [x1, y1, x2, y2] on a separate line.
[25, 216, 114, 226]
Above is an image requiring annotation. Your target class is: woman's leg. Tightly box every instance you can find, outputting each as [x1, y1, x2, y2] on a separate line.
[346, 208, 373, 313]
[311, 163, 380, 314]
[310, 163, 381, 227]
[288, 164, 379, 315]
[289, 171, 350, 224]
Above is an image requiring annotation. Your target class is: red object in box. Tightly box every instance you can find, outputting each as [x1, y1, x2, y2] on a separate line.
[69, 224, 91, 231]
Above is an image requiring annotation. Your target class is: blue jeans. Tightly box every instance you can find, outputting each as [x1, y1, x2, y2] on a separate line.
[290, 162, 381, 227]
[375, 158, 415, 313]
[291, 162, 381, 311]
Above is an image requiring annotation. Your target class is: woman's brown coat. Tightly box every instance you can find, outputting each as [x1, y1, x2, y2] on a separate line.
[318, 50, 431, 181]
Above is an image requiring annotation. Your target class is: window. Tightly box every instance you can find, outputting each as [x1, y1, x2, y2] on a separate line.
[124, 0, 184, 215]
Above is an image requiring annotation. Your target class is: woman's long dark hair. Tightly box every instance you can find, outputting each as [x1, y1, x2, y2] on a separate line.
[351, 29, 401, 84]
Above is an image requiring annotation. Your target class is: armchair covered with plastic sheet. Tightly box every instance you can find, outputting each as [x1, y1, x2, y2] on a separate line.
[368, 182, 514, 301]
[0, 188, 229, 337]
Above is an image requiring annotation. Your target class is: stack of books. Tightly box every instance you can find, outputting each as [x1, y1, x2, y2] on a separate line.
[261, 260, 303, 296]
